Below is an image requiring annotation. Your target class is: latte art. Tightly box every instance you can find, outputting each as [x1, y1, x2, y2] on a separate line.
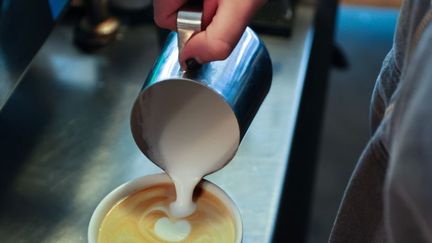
[98, 183, 236, 243]
[154, 217, 191, 242]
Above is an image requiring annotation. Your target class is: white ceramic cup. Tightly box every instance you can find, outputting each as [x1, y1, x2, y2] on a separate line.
[88, 173, 243, 243]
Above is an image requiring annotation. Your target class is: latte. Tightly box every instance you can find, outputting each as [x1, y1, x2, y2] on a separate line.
[97, 182, 237, 243]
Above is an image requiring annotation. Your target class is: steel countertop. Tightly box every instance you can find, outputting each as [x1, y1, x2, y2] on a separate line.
[0, 0, 69, 110]
[0, 5, 314, 243]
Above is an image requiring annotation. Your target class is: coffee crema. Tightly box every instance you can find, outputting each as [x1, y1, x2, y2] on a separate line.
[98, 183, 237, 243]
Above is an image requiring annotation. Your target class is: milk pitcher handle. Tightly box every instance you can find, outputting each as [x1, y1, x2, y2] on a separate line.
[176, 2, 203, 59]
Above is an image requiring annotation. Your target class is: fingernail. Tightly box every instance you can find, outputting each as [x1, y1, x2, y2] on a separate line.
[185, 58, 201, 71]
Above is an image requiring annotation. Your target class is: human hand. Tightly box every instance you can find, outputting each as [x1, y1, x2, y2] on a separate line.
[153, 0, 266, 68]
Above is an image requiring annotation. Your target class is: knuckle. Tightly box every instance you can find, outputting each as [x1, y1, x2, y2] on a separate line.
[153, 15, 167, 28]
[212, 40, 233, 60]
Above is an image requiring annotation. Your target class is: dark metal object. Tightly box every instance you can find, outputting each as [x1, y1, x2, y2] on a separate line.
[272, 0, 339, 242]
[0, 0, 69, 110]
[74, 0, 119, 51]
[251, 0, 297, 36]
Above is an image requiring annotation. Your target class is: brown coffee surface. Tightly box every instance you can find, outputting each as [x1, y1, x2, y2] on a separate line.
[98, 183, 237, 243]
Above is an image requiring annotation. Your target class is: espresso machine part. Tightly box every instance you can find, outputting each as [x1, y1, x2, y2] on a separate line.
[251, 0, 297, 36]
[74, 0, 120, 51]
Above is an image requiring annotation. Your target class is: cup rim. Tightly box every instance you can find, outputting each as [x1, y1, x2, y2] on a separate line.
[88, 173, 243, 243]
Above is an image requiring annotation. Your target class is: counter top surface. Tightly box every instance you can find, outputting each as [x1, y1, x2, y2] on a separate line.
[0, 0, 69, 109]
[0, 5, 314, 242]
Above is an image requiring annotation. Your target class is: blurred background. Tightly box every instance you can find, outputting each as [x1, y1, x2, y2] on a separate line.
[308, 1, 399, 242]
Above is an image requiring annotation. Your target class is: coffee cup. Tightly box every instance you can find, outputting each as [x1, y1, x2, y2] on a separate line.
[88, 173, 242, 243]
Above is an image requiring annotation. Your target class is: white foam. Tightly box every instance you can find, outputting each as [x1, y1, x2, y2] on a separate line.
[154, 217, 191, 242]
[139, 80, 240, 218]
[168, 175, 199, 218]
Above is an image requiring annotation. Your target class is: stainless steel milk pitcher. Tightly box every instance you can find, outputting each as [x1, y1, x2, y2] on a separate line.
[130, 6, 272, 174]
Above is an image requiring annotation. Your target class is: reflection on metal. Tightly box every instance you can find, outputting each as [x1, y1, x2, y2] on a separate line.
[49, 55, 100, 89]
[131, 28, 272, 162]
[1, 0, 12, 15]
[176, 8, 202, 55]
[0, 0, 69, 110]
[74, 16, 120, 51]
[74, 0, 119, 51]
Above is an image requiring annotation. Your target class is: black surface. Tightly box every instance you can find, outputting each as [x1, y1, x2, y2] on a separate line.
[251, 0, 297, 36]
[272, 0, 339, 242]
[0, 0, 69, 107]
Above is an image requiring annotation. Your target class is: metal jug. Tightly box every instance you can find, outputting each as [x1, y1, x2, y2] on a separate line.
[130, 7, 272, 177]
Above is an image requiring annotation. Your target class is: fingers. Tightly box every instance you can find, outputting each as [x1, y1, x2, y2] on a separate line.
[154, 0, 266, 66]
[201, 0, 218, 29]
[153, 0, 188, 30]
[180, 0, 264, 64]
[154, 0, 217, 30]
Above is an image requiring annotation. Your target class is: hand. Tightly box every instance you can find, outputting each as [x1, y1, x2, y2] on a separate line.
[153, 0, 266, 67]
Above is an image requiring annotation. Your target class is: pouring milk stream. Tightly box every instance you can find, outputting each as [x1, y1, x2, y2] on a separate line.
[130, 2, 272, 222]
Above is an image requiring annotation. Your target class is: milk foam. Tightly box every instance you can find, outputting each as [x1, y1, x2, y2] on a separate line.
[139, 80, 240, 218]
[168, 175, 199, 218]
[154, 217, 191, 242]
